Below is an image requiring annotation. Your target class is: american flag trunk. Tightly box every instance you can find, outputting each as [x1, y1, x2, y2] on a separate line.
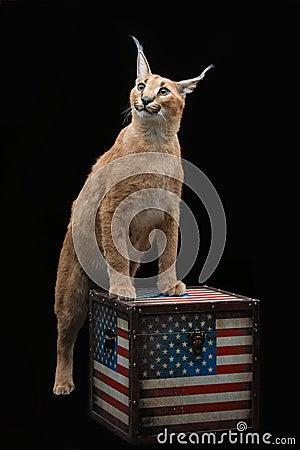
[89, 286, 260, 444]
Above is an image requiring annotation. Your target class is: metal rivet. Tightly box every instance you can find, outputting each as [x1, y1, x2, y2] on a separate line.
[133, 362, 137, 367]
[138, 308, 142, 313]
[211, 304, 215, 309]
[175, 306, 178, 311]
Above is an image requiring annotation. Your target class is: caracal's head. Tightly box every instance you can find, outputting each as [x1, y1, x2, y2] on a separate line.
[129, 36, 214, 132]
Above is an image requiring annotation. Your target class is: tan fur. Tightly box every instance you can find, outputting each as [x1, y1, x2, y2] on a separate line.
[53, 40, 210, 395]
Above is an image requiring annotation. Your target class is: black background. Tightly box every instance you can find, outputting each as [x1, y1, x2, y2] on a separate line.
[0, 1, 298, 449]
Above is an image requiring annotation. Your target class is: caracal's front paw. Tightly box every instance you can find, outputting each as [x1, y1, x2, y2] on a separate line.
[53, 380, 75, 396]
[109, 285, 136, 301]
[161, 281, 186, 297]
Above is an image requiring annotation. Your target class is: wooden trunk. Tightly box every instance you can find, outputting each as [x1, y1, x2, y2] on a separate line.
[89, 286, 260, 444]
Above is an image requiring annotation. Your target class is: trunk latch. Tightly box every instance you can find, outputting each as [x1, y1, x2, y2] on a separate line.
[188, 330, 206, 357]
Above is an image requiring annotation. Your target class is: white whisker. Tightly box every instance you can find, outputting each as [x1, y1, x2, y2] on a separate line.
[121, 105, 132, 124]
[157, 110, 166, 135]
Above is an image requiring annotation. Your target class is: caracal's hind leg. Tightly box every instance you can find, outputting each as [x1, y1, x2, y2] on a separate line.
[53, 231, 89, 395]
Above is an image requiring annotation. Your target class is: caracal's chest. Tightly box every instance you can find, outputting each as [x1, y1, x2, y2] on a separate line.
[126, 174, 181, 250]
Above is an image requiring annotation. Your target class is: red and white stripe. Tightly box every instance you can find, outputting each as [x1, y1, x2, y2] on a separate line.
[139, 313, 253, 433]
[93, 317, 130, 432]
[134, 287, 241, 303]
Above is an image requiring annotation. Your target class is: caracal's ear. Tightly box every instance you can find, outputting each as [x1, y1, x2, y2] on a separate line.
[130, 35, 152, 82]
[177, 64, 214, 99]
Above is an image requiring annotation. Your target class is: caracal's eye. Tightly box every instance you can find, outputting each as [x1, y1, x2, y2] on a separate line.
[137, 82, 146, 91]
[158, 87, 170, 96]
